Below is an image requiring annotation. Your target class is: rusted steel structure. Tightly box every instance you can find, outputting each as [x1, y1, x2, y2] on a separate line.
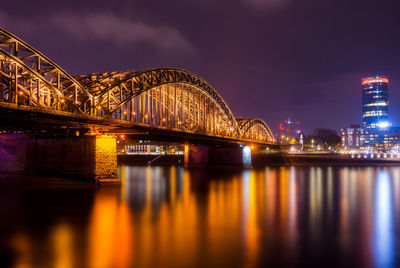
[0, 27, 274, 143]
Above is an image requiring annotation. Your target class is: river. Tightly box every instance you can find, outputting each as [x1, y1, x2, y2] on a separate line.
[0, 165, 399, 267]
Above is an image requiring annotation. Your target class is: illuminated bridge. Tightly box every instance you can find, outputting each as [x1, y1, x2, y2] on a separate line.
[0, 27, 276, 182]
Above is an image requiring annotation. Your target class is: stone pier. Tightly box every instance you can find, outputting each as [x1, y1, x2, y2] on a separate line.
[0, 134, 118, 183]
[184, 144, 249, 167]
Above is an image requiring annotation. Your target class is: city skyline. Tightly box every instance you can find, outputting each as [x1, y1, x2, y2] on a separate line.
[2, 0, 400, 134]
[2, 1, 400, 267]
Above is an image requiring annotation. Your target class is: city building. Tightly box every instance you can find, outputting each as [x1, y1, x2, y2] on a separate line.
[362, 76, 389, 129]
[340, 124, 365, 149]
[363, 127, 400, 152]
[340, 75, 400, 152]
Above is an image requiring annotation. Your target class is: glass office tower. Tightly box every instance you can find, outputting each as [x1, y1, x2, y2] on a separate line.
[362, 76, 389, 129]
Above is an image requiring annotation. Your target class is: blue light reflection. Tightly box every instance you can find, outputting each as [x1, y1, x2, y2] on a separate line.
[373, 171, 396, 268]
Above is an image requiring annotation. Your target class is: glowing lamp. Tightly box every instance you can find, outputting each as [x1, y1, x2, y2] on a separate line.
[377, 121, 389, 129]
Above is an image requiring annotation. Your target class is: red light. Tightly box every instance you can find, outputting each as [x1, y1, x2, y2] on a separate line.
[362, 78, 389, 85]
[120, 135, 125, 139]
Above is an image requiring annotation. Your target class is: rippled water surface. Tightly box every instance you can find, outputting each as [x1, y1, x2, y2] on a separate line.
[1, 165, 400, 267]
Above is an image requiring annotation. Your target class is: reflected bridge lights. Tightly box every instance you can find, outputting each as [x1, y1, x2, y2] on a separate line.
[349, 152, 400, 160]
[242, 145, 252, 167]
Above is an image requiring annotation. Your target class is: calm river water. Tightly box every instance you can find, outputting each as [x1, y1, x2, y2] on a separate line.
[0, 165, 400, 267]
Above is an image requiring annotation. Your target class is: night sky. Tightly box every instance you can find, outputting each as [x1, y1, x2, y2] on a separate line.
[2, 0, 400, 134]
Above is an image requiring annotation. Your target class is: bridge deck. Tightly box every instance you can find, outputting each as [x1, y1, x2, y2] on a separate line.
[0, 102, 276, 146]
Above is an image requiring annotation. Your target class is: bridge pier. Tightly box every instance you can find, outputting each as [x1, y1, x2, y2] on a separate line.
[184, 144, 251, 167]
[0, 134, 118, 183]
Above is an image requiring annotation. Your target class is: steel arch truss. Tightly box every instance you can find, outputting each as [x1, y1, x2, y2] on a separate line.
[237, 118, 274, 143]
[80, 69, 240, 137]
[0, 28, 92, 113]
[0, 27, 276, 143]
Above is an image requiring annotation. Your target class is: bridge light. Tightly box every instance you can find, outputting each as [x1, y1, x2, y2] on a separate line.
[120, 135, 125, 139]
[144, 114, 149, 119]
[97, 105, 102, 110]
[60, 99, 65, 103]
[18, 91, 23, 95]
[162, 118, 166, 122]
[132, 112, 136, 115]
[123, 110, 127, 115]
[177, 121, 182, 125]
[250, 145, 254, 150]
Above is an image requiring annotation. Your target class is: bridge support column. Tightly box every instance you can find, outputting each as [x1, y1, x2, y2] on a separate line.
[0, 134, 118, 183]
[93, 135, 118, 183]
[184, 144, 250, 167]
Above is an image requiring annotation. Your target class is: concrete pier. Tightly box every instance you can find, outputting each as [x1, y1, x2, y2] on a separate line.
[184, 145, 246, 167]
[0, 134, 118, 183]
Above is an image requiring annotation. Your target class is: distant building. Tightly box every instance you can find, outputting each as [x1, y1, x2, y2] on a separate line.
[362, 76, 389, 129]
[340, 75, 400, 152]
[340, 124, 365, 149]
[363, 127, 400, 152]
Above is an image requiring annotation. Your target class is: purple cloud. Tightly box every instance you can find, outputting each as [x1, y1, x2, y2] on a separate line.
[0, 10, 194, 53]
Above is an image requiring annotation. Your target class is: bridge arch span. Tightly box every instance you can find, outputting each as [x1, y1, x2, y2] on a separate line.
[0, 27, 91, 113]
[78, 69, 240, 137]
[237, 118, 274, 143]
[0, 27, 275, 143]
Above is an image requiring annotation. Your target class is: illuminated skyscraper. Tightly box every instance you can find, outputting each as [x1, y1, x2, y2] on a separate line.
[362, 76, 389, 129]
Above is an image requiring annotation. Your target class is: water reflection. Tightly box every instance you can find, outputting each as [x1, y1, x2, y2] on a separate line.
[0, 166, 399, 267]
[373, 171, 395, 268]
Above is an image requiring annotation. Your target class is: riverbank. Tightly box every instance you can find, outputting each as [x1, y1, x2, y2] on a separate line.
[252, 153, 400, 166]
